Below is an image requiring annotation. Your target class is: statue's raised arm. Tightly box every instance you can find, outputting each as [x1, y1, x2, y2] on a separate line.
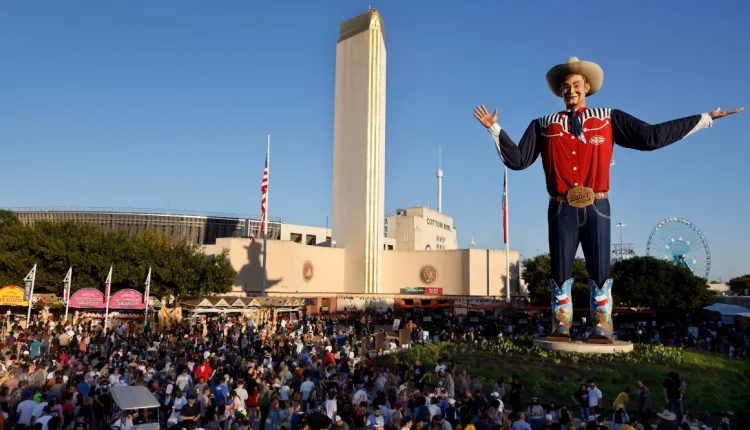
[473, 104, 541, 170]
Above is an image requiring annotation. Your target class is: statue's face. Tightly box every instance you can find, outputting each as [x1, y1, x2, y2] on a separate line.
[561, 74, 590, 109]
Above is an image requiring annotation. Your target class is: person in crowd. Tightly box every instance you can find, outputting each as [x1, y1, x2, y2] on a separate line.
[2, 303, 745, 430]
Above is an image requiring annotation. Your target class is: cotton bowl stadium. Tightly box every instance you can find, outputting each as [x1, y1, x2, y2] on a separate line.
[8, 206, 287, 244]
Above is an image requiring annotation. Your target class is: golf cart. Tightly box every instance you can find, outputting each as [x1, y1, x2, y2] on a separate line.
[110, 385, 161, 430]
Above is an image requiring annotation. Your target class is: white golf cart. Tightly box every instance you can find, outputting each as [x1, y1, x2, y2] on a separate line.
[110, 385, 161, 430]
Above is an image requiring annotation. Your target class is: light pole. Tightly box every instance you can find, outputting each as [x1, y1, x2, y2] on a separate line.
[615, 222, 626, 261]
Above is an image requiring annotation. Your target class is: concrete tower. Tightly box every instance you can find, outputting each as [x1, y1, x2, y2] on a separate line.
[331, 9, 387, 294]
[437, 146, 443, 213]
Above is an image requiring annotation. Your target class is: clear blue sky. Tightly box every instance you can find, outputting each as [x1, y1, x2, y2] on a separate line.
[1, 1, 747, 281]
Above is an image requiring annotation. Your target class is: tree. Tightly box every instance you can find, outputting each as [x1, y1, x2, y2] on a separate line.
[0, 210, 236, 300]
[521, 254, 591, 306]
[610, 257, 714, 310]
[521, 254, 714, 310]
[727, 275, 750, 295]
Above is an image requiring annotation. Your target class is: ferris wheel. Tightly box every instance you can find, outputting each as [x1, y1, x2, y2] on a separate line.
[646, 217, 711, 279]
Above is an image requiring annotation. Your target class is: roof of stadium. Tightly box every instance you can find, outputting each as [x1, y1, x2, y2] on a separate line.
[4, 206, 283, 222]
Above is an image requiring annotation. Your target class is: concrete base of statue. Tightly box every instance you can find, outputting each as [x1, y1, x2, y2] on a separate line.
[533, 337, 634, 354]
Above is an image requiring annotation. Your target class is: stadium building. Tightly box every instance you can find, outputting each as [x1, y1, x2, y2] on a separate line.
[9, 207, 282, 244]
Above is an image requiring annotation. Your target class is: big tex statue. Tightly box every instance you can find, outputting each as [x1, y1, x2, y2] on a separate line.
[475, 57, 742, 344]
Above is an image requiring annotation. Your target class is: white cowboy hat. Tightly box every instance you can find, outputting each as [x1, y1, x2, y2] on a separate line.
[545, 56, 604, 97]
[657, 410, 677, 421]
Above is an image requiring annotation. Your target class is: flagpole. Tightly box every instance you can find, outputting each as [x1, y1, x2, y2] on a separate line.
[63, 268, 72, 323]
[504, 166, 511, 302]
[144, 267, 151, 327]
[25, 264, 37, 329]
[103, 266, 113, 330]
[261, 134, 270, 297]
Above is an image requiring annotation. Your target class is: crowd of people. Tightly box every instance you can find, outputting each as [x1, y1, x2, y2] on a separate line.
[0, 305, 744, 430]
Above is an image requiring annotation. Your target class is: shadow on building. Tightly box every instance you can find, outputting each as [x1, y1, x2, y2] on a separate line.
[237, 237, 283, 294]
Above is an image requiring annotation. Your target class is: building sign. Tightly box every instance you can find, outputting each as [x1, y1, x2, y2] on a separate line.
[402, 287, 443, 295]
[69, 288, 105, 309]
[426, 218, 452, 232]
[419, 265, 437, 285]
[110, 289, 146, 310]
[0, 286, 29, 306]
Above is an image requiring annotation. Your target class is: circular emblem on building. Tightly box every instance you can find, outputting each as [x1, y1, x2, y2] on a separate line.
[302, 261, 314, 282]
[419, 265, 437, 285]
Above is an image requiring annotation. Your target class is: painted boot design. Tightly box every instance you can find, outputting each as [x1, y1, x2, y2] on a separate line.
[588, 279, 614, 343]
[549, 278, 574, 341]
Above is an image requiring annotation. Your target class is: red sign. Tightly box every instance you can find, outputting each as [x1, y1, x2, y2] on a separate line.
[68, 288, 105, 309]
[110, 289, 145, 310]
[109, 288, 146, 309]
[424, 288, 443, 295]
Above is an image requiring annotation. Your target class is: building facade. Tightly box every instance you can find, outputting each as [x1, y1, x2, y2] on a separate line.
[216, 237, 520, 299]
[385, 206, 458, 251]
[331, 10, 387, 295]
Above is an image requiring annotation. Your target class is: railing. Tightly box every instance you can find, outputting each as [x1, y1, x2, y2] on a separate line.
[4, 206, 283, 223]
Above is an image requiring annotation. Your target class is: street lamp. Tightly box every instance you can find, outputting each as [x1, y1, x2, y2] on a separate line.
[615, 222, 626, 261]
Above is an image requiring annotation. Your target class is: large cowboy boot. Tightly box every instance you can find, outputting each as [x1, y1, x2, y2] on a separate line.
[588, 279, 615, 344]
[548, 278, 574, 342]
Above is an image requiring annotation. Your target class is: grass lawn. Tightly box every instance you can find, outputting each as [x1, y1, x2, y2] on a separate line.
[377, 340, 750, 416]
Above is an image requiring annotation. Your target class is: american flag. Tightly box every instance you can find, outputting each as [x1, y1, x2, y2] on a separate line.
[502, 168, 508, 244]
[259, 146, 269, 234]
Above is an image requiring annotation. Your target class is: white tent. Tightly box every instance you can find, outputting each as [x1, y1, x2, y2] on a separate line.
[703, 303, 750, 324]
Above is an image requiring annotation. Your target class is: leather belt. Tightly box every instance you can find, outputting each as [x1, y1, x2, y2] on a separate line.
[550, 191, 608, 202]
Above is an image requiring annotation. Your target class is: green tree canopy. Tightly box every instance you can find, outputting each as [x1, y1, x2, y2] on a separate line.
[609, 257, 713, 309]
[0, 210, 235, 300]
[521, 254, 590, 306]
[521, 254, 713, 310]
[727, 275, 750, 295]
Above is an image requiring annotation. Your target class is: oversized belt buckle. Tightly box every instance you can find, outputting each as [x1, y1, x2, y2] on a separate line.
[566, 186, 595, 208]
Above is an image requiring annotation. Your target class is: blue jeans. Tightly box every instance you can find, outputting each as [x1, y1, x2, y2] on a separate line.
[530, 418, 544, 430]
[669, 398, 683, 423]
[548, 198, 611, 286]
[578, 406, 588, 420]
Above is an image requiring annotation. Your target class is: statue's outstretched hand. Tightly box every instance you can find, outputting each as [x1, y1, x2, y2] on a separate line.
[709, 106, 743, 120]
[473, 105, 498, 129]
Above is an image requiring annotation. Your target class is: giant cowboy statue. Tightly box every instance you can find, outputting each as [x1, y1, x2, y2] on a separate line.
[474, 57, 743, 344]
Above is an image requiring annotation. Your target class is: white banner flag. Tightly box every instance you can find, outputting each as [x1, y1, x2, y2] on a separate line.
[63, 268, 72, 303]
[144, 267, 151, 304]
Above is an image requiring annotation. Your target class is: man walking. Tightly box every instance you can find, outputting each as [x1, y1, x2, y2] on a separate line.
[635, 380, 652, 429]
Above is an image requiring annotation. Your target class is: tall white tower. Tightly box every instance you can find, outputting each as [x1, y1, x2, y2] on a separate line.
[331, 9, 387, 294]
[436, 146, 443, 213]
